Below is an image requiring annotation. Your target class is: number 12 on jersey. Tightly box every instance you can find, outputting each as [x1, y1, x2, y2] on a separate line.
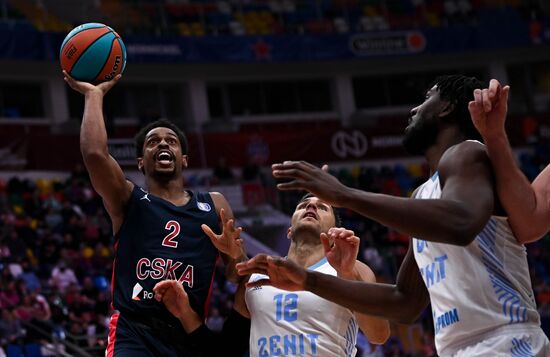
[274, 293, 298, 322]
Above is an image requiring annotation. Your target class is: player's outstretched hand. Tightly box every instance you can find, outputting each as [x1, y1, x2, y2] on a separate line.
[321, 227, 359, 278]
[153, 280, 192, 320]
[272, 161, 347, 207]
[236, 254, 307, 291]
[468, 78, 510, 141]
[202, 208, 244, 260]
[63, 70, 121, 96]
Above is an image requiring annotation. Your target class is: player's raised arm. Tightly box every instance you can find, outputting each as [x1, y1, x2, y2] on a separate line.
[272, 147, 494, 247]
[239, 244, 429, 324]
[469, 79, 550, 243]
[64, 71, 132, 231]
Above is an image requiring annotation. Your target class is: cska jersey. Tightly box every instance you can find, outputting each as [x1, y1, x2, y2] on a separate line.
[111, 185, 220, 327]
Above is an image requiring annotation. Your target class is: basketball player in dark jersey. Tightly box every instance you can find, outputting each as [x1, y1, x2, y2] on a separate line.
[63, 72, 245, 357]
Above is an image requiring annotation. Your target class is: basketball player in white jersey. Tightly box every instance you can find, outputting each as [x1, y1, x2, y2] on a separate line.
[238, 75, 550, 356]
[154, 194, 390, 356]
[469, 79, 550, 242]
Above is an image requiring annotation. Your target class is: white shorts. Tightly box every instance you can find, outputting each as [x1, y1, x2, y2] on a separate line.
[452, 329, 550, 357]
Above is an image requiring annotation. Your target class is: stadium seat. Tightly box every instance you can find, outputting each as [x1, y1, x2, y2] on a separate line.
[24, 344, 43, 357]
[7, 345, 23, 357]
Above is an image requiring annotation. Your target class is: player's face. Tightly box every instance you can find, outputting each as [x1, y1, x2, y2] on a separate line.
[138, 127, 188, 179]
[403, 85, 449, 155]
[289, 196, 336, 240]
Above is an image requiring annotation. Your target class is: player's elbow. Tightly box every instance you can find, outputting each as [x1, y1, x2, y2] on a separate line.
[447, 215, 486, 246]
[443, 201, 492, 246]
[81, 147, 109, 163]
[367, 327, 390, 345]
[394, 300, 425, 324]
[512, 226, 547, 244]
[448, 229, 477, 246]
[396, 310, 421, 324]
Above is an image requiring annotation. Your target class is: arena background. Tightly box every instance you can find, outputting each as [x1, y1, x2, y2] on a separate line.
[0, 0, 549, 356]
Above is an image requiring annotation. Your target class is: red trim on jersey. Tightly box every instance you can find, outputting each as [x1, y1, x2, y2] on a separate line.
[202, 255, 220, 319]
[110, 240, 119, 310]
[106, 312, 120, 357]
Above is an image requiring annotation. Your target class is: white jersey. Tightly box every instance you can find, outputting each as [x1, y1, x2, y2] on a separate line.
[245, 258, 358, 357]
[412, 172, 542, 356]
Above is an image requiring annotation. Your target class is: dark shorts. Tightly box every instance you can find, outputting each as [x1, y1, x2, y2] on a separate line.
[106, 313, 194, 357]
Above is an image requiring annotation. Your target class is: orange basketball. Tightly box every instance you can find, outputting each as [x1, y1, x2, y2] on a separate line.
[60, 23, 127, 83]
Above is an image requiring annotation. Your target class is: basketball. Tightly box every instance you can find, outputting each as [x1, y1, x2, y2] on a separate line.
[60, 23, 127, 83]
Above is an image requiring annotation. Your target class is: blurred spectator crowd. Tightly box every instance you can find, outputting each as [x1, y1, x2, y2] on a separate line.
[0, 166, 111, 356]
[1, 0, 548, 36]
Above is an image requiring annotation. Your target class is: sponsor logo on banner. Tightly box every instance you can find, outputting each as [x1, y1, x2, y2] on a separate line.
[370, 135, 403, 148]
[331, 130, 368, 158]
[126, 44, 182, 56]
[349, 31, 426, 56]
[107, 139, 136, 166]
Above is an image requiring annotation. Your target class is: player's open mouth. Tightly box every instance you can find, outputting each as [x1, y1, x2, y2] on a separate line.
[302, 212, 318, 220]
[156, 151, 174, 165]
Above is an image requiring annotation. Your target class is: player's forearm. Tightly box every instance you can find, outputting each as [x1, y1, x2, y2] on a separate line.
[174, 308, 203, 334]
[224, 251, 248, 284]
[484, 135, 543, 242]
[355, 314, 390, 345]
[305, 271, 422, 324]
[339, 187, 482, 245]
[186, 309, 250, 356]
[80, 91, 109, 158]
[338, 264, 390, 345]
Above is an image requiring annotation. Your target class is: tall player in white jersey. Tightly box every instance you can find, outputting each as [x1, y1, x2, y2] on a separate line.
[154, 194, 390, 356]
[238, 75, 550, 356]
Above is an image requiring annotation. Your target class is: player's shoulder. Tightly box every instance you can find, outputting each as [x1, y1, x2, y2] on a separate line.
[208, 191, 226, 200]
[248, 273, 269, 284]
[439, 139, 490, 174]
[353, 260, 377, 283]
[443, 140, 486, 161]
[207, 191, 233, 214]
[316, 259, 336, 274]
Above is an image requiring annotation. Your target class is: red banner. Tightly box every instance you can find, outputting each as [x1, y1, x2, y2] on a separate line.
[0, 114, 545, 170]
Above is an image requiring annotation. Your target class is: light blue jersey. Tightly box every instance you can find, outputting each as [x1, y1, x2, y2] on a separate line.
[412, 168, 543, 356]
[245, 258, 358, 357]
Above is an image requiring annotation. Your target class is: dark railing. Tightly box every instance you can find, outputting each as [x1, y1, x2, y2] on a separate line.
[21, 320, 107, 357]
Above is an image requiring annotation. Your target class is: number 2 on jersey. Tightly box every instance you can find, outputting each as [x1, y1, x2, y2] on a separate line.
[274, 293, 298, 322]
[162, 220, 180, 248]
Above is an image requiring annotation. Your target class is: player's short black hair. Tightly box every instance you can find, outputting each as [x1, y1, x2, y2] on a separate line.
[134, 118, 188, 158]
[432, 74, 486, 141]
[298, 193, 342, 227]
